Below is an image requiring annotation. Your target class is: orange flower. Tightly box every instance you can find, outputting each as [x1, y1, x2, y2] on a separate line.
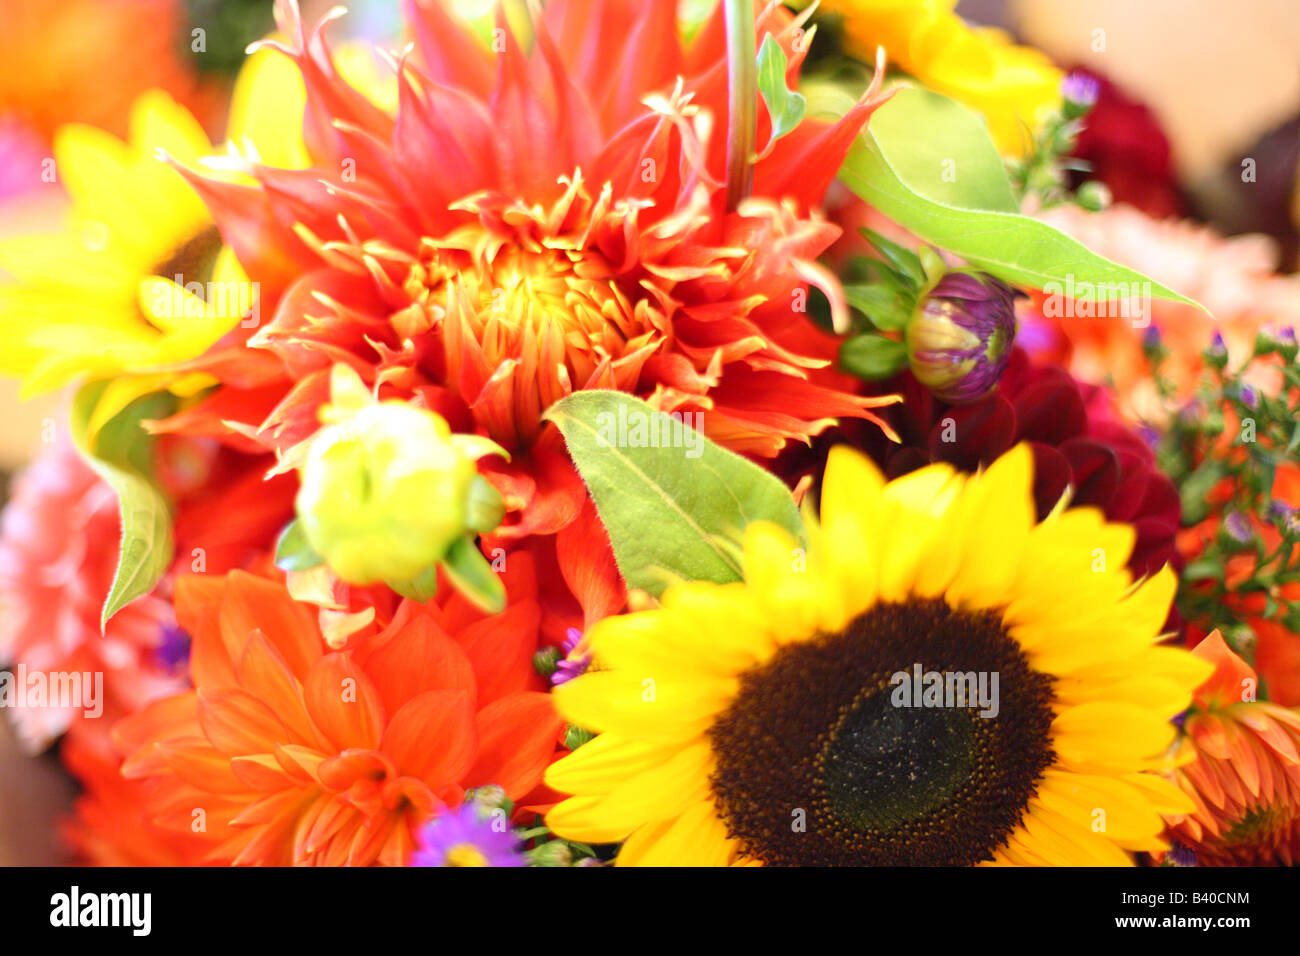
[1022, 204, 1300, 419]
[0, 0, 215, 143]
[114, 559, 563, 865]
[1164, 631, 1300, 866]
[157, 0, 899, 535]
[60, 727, 214, 866]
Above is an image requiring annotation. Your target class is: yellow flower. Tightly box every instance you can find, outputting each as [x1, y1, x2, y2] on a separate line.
[0, 46, 308, 436]
[545, 444, 1212, 865]
[817, 0, 1062, 156]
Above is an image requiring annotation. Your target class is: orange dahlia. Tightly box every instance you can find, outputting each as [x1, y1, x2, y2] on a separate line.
[114, 557, 563, 865]
[160, 0, 899, 534]
[1164, 630, 1300, 866]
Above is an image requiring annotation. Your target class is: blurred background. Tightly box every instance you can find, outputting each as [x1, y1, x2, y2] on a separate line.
[1, 0, 1298, 864]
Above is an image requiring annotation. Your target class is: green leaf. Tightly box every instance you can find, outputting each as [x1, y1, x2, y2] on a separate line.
[71, 383, 175, 630]
[756, 34, 807, 156]
[861, 87, 1020, 213]
[844, 282, 913, 332]
[274, 519, 324, 572]
[440, 536, 505, 613]
[811, 83, 1206, 312]
[861, 228, 924, 285]
[544, 391, 802, 595]
[839, 334, 909, 380]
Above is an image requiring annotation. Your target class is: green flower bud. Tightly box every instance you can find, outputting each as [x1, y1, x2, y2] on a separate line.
[295, 365, 504, 585]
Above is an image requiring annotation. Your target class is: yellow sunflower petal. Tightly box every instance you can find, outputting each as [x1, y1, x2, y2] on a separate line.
[614, 800, 737, 867]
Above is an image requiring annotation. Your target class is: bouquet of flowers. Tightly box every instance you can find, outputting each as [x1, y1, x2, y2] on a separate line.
[1, 0, 1298, 869]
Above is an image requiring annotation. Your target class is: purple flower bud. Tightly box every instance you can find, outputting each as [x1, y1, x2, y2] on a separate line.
[1223, 512, 1253, 543]
[1061, 72, 1100, 115]
[551, 626, 592, 686]
[1204, 331, 1228, 369]
[1240, 384, 1257, 407]
[906, 272, 1018, 404]
[1270, 500, 1300, 535]
[1279, 326, 1299, 360]
[1142, 326, 1162, 349]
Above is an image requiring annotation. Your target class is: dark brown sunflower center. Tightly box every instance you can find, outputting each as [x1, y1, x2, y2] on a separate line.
[706, 600, 1056, 866]
[148, 225, 223, 293]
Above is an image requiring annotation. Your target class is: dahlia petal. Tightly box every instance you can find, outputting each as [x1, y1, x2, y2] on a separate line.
[454, 599, 542, 706]
[303, 653, 386, 752]
[380, 689, 476, 786]
[466, 692, 563, 798]
[358, 614, 478, 715]
[197, 686, 290, 757]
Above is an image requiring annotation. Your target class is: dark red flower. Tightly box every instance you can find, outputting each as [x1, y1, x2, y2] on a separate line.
[1067, 68, 1185, 220]
[777, 347, 1182, 581]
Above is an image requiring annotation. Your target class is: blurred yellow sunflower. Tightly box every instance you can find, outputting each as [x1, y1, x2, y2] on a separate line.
[0, 47, 309, 435]
[815, 0, 1062, 156]
[545, 444, 1211, 865]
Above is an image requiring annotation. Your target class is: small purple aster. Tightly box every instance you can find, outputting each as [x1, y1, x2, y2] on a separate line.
[154, 624, 191, 674]
[551, 626, 592, 686]
[1061, 71, 1100, 112]
[1269, 500, 1300, 536]
[1164, 843, 1198, 867]
[1223, 512, 1253, 544]
[410, 801, 525, 867]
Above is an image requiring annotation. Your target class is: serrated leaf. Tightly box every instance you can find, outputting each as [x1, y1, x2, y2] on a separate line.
[274, 519, 324, 572]
[71, 382, 175, 630]
[810, 83, 1206, 312]
[544, 391, 802, 595]
[756, 34, 807, 155]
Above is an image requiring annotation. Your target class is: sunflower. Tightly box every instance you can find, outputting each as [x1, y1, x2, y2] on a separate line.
[545, 444, 1211, 865]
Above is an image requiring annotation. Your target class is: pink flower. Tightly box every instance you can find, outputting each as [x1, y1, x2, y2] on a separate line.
[0, 440, 180, 751]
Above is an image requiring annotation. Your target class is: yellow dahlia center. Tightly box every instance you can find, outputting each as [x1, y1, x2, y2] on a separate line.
[395, 204, 666, 445]
[706, 599, 1057, 866]
[444, 844, 490, 867]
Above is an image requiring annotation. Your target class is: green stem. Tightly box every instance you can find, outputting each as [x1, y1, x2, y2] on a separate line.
[724, 0, 756, 212]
